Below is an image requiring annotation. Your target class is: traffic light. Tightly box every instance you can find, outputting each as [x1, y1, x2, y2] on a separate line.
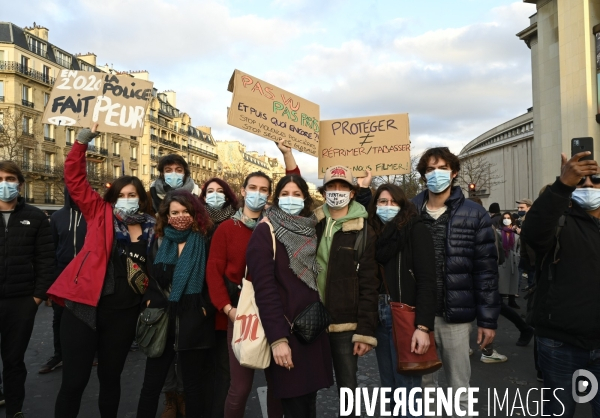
[468, 183, 476, 193]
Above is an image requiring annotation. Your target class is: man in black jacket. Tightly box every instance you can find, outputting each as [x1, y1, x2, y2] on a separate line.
[0, 161, 55, 418]
[521, 151, 600, 417]
[38, 188, 87, 374]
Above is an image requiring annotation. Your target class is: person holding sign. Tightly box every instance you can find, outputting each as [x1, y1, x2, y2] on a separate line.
[206, 172, 283, 418]
[48, 126, 157, 418]
[314, 165, 379, 394]
[247, 175, 333, 418]
[367, 184, 436, 417]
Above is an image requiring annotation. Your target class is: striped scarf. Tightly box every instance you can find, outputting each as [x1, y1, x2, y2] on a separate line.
[206, 204, 236, 224]
[266, 206, 320, 291]
[154, 226, 206, 302]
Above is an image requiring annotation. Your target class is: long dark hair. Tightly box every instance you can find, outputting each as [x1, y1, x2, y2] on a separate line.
[104, 176, 151, 213]
[272, 175, 313, 217]
[367, 183, 418, 235]
[156, 189, 213, 236]
[200, 177, 239, 209]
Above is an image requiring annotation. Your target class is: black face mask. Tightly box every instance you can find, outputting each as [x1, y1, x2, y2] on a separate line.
[517, 211, 526, 217]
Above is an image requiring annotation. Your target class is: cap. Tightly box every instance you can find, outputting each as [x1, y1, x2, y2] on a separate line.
[323, 165, 354, 187]
[516, 198, 533, 206]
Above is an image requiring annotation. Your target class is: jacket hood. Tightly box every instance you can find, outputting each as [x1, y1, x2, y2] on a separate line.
[314, 201, 367, 232]
[62, 187, 81, 211]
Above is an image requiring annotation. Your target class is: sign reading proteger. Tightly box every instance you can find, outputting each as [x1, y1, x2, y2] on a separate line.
[42, 70, 153, 137]
[318, 113, 411, 178]
[227, 69, 320, 157]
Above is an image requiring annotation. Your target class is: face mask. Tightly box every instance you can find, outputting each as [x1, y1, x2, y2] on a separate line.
[425, 169, 452, 194]
[114, 198, 139, 215]
[278, 196, 305, 216]
[502, 219, 512, 226]
[572, 188, 600, 211]
[168, 215, 194, 231]
[244, 191, 268, 212]
[206, 192, 226, 210]
[517, 210, 526, 217]
[164, 172, 184, 188]
[0, 181, 19, 202]
[376, 205, 400, 223]
[325, 191, 351, 209]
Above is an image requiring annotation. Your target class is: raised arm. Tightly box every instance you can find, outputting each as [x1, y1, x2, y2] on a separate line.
[277, 142, 300, 175]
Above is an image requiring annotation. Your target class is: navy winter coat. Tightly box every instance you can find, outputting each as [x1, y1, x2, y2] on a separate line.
[412, 186, 500, 329]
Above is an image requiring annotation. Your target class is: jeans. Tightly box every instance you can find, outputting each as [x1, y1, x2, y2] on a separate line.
[421, 317, 472, 418]
[375, 296, 422, 417]
[52, 303, 64, 358]
[0, 296, 39, 416]
[329, 331, 358, 392]
[212, 330, 230, 418]
[224, 319, 282, 418]
[54, 305, 139, 418]
[137, 336, 212, 418]
[537, 337, 600, 418]
[162, 356, 184, 393]
[281, 392, 317, 418]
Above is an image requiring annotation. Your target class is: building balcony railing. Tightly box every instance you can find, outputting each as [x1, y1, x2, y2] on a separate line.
[130, 136, 137, 141]
[0, 96, 4, 102]
[44, 198, 56, 204]
[150, 154, 159, 161]
[55, 57, 71, 69]
[25, 197, 35, 203]
[148, 115, 159, 124]
[66, 140, 73, 147]
[21, 131, 34, 138]
[21, 163, 58, 175]
[86, 145, 109, 156]
[44, 136, 55, 143]
[159, 138, 181, 150]
[131, 157, 137, 162]
[0, 61, 55, 85]
[187, 144, 218, 159]
[150, 174, 159, 180]
[150, 134, 158, 142]
[113, 152, 120, 157]
[22, 99, 34, 108]
[179, 128, 188, 135]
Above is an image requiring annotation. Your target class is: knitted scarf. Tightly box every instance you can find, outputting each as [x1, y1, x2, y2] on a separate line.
[266, 206, 320, 291]
[501, 226, 515, 256]
[375, 217, 417, 264]
[154, 226, 206, 303]
[113, 214, 156, 251]
[153, 176, 197, 199]
[207, 204, 236, 225]
[232, 208, 260, 230]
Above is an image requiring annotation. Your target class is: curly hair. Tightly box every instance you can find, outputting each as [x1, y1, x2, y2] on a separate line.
[156, 189, 213, 236]
[367, 183, 418, 236]
[200, 177, 239, 209]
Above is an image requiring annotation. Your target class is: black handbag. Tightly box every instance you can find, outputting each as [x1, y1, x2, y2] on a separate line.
[285, 301, 331, 344]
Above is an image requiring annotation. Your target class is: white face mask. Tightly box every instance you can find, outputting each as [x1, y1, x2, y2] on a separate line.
[325, 191, 351, 209]
[502, 219, 512, 226]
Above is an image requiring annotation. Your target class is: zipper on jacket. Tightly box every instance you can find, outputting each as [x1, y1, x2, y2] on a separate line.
[74, 251, 91, 283]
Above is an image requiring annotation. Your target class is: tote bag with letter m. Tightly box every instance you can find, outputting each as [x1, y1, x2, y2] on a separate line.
[231, 221, 276, 370]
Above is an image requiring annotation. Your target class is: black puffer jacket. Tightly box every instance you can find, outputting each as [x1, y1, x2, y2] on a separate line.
[412, 187, 500, 329]
[0, 197, 55, 300]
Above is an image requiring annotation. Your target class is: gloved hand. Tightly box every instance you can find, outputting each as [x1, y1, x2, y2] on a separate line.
[76, 128, 100, 144]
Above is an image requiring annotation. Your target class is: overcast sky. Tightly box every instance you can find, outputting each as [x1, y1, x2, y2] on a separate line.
[6, 0, 536, 185]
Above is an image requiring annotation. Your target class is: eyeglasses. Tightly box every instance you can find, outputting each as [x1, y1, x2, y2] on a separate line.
[577, 175, 600, 186]
[376, 198, 398, 206]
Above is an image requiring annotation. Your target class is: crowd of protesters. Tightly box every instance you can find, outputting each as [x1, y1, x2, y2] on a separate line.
[0, 125, 597, 418]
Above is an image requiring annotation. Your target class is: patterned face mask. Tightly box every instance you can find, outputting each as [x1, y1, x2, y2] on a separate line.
[168, 215, 194, 231]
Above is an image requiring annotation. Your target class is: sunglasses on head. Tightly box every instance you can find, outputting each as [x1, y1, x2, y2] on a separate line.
[577, 175, 600, 186]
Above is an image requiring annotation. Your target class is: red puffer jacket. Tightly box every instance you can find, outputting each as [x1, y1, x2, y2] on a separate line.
[47, 141, 114, 307]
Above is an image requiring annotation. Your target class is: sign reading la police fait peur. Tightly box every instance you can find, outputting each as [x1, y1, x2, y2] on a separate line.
[227, 69, 320, 157]
[42, 70, 154, 137]
[318, 113, 411, 178]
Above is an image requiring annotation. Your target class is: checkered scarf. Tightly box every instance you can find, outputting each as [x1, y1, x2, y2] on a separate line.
[266, 206, 320, 291]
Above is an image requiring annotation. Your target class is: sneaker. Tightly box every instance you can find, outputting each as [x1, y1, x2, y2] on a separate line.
[0, 386, 5, 406]
[38, 356, 63, 374]
[516, 327, 535, 347]
[537, 371, 544, 382]
[480, 350, 508, 363]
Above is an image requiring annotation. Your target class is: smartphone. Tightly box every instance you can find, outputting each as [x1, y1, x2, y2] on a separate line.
[571, 137, 594, 161]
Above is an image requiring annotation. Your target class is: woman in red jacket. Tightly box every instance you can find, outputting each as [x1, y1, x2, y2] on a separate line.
[206, 171, 283, 418]
[48, 127, 156, 418]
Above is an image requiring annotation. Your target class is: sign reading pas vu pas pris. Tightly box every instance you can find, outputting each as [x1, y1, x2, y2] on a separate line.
[227, 69, 320, 157]
[318, 114, 411, 178]
[42, 70, 154, 137]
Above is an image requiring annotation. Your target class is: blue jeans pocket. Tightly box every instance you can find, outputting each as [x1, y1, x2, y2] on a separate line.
[537, 337, 563, 348]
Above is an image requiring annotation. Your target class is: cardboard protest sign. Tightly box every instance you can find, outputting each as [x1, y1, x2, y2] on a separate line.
[227, 69, 320, 157]
[42, 70, 153, 137]
[318, 113, 411, 178]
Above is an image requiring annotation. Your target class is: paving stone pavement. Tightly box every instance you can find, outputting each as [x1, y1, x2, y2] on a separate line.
[0, 297, 592, 417]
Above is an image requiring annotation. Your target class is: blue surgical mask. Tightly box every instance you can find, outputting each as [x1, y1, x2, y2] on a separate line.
[376, 205, 400, 223]
[0, 181, 19, 202]
[164, 172, 184, 188]
[572, 188, 600, 211]
[425, 169, 452, 194]
[114, 197, 139, 215]
[206, 192, 226, 210]
[244, 191, 268, 212]
[278, 196, 305, 216]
